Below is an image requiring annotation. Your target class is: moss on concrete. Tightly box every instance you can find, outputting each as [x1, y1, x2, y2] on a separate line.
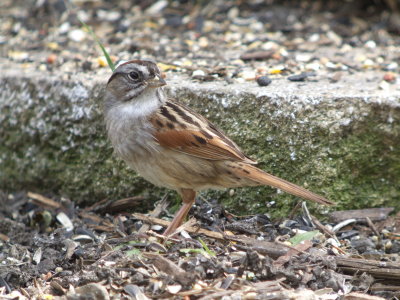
[177, 89, 400, 217]
[1, 73, 399, 218]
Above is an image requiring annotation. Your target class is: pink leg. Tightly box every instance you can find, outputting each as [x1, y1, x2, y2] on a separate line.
[163, 189, 196, 236]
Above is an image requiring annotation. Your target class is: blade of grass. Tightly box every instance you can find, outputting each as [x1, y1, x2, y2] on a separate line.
[198, 238, 216, 257]
[79, 19, 115, 71]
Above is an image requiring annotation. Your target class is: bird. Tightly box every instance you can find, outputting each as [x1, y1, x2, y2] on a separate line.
[103, 59, 333, 236]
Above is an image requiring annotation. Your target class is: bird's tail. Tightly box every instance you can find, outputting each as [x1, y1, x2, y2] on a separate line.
[232, 164, 334, 206]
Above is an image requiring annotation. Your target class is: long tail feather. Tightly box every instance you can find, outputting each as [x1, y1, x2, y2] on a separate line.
[234, 164, 334, 206]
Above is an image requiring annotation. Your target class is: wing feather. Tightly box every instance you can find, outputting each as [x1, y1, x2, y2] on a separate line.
[150, 100, 256, 164]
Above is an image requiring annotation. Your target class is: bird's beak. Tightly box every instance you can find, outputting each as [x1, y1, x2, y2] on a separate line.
[147, 74, 167, 88]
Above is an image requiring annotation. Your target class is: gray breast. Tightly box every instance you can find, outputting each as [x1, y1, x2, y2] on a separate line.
[105, 110, 158, 162]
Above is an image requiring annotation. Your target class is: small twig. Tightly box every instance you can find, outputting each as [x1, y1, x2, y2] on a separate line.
[146, 230, 181, 243]
[366, 217, 381, 242]
[27, 192, 61, 209]
[0, 262, 29, 268]
[287, 201, 303, 221]
[164, 218, 198, 238]
[132, 213, 225, 240]
[310, 214, 337, 238]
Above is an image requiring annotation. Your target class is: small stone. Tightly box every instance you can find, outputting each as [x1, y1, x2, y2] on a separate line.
[340, 44, 353, 53]
[46, 54, 57, 64]
[351, 238, 376, 253]
[365, 40, 377, 49]
[383, 72, 396, 82]
[82, 61, 92, 71]
[338, 230, 358, 240]
[363, 59, 375, 68]
[295, 53, 312, 62]
[59, 22, 70, 34]
[308, 33, 320, 42]
[330, 72, 342, 83]
[306, 62, 320, 71]
[124, 284, 148, 299]
[146, 0, 168, 15]
[39, 64, 47, 71]
[327, 30, 342, 45]
[371, 235, 379, 242]
[46, 42, 59, 50]
[250, 21, 263, 32]
[261, 41, 279, 50]
[97, 10, 121, 22]
[192, 69, 205, 77]
[384, 62, 398, 70]
[325, 61, 338, 69]
[326, 238, 341, 248]
[256, 76, 272, 87]
[241, 70, 256, 80]
[68, 29, 86, 42]
[376, 56, 384, 64]
[287, 72, 316, 82]
[8, 50, 28, 61]
[247, 41, 262, 50]
[151, 225, 163, 231]
[166, 284, 182, 294]
[198, 36, 209, 48]
[227, 7, 239, 19]
[385, 240, 393, 250]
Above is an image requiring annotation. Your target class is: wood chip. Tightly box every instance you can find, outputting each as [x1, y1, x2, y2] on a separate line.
[329, 208, 394, 223]
[144, 253, 196, 286]
[224, 235, 288, 259]
[336, 256, 400, 280]
[85, 196, 146, 213]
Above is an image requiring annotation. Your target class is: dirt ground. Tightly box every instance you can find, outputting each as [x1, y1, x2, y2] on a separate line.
[1, 191, 400, 299]
[1, 0, 400, 299]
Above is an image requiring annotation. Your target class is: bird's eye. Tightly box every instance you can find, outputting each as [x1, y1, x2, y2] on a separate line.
[128, 71, 140, 80]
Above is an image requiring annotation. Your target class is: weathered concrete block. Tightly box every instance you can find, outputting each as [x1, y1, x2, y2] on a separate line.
[1, 66, 399, 216]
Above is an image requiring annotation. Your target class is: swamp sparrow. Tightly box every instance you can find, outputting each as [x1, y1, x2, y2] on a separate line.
[104, 60, 333, 235]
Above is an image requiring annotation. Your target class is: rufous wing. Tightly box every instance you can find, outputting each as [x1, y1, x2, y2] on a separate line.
[150, 100, 256, 164]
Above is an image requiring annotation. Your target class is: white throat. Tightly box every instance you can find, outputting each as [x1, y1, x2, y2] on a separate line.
[110, 87, 165, 120]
